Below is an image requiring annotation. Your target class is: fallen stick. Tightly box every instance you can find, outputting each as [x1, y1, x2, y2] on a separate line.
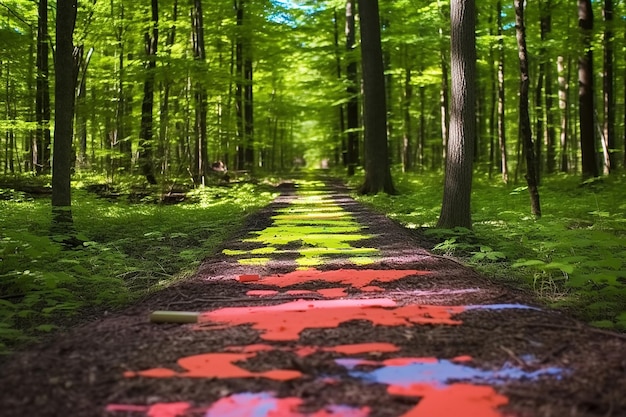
[149, 311, 200, 324]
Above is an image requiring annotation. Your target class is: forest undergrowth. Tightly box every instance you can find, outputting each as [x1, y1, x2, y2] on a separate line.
[353, 170, 626, 331]
[0, 174, 277, 354]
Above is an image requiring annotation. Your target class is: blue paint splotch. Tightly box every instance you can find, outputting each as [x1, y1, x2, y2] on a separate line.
[337, 357, 563, 389]
[465, 304, 541, 311]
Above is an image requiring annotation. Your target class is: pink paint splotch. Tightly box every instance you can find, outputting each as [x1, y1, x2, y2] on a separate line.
[204, 392, 371, 417]
[198, 298, 465, 341]
[107, 394, 370, 417]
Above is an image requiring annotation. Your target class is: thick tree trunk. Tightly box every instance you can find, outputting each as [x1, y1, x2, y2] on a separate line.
[357, 0, 395, 195]
[602, 0, 614, 174]
[437, 0, 476, 228]
[51, 0, 78, 237]
[138, 0, 159, 184]
[35, 0, 51, 175]
[515, 0, 541, 218]
[578, 0, 598, 179]
[345, 0, 359, 176]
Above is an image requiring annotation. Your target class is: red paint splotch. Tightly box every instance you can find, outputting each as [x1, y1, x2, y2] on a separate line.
[124, 352, 301, 380]
[389, 383, 508, 417]
[198, 298, 465, 341]
[250, 269, 428, 290]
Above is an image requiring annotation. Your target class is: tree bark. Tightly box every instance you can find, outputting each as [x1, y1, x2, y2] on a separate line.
[35, 0, 51, 175]
[345, 0, 359, 176]
[602, 0, 614, 174]
[51, 0, 78, 237]
[138, 0, 159, 184]
[437, 0, 476, 229]
[515, 0, 541, 218]
[356, 0, 395, 195]
[496, 0, 508, 183]
[402, 67, 413, 172]
[558, 55, 571, 172]
[192, 0, 208, 183]
[578, 0, 598, 179]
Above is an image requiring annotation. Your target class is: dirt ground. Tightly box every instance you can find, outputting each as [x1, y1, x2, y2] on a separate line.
[1, 179, 625, 417]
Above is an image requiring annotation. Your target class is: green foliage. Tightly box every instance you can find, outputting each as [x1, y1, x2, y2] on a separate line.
[355, 171, 626, 331]
[0, 178, 277, 353]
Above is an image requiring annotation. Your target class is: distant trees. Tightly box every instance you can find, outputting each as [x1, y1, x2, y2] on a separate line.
[2, 0, 626, 199]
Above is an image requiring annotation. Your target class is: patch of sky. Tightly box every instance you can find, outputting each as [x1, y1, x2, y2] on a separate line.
[337, 358, 564, 388]
[268, 0, 319, 26]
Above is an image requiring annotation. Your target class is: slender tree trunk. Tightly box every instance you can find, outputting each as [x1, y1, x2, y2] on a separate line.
[234, 0, 253, 170]
[515, 0, 541, 218]
[138, 0, 159, 184]
[539, 0, 557, 175]
[496, 0, 508, 183]
[438, 3, 449, 168]
[558, 55, 571, 172]
[113, 2, 132, 172]
[578, 0, 598, 179]
[402, 67, 413, 172]
[346, 0, 359, 176]
[333, 9, 347, 166]
[357, 0, 395, 195]
[602, 0, 614, 174]
[35, 0, 51, 175]
[51, 0, 78, 239]
[192, 0, 208, 183]
[437, 0, 476, 228]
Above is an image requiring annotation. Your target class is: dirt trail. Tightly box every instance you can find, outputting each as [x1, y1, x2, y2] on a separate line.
[1, 179, 625, 417]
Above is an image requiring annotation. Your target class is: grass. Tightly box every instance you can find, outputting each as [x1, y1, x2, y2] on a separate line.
[0, 175, 278, 354]
[351, 169, 626, 331]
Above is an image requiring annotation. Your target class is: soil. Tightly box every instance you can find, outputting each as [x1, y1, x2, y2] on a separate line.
[1, 178, 625, 417]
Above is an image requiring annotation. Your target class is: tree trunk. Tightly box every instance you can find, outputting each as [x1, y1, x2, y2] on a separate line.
[402, 67, 413, 172]
[515, 0, 541, 218]
[138, 0, 159, 184]
[578, 0, 598, 179]
[35, 0, 51, 175]
[438, 3, 449, 169]
[346, 0, 359, 176]
[51, 0, 78, 239]
[558, 55, 571, 172]
[540, 0, 556, 175]
[496, 0, 508, 183]
[234, 0, 253, 170]
[437, 0, 476, 228]
[356, 0, 395, 195]
[333, 9, 347, 166]
[192, 0, 208, 183]
[602, 0, 614, 174]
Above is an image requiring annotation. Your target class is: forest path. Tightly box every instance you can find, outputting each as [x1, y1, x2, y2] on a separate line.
[1, 177, 625, 417]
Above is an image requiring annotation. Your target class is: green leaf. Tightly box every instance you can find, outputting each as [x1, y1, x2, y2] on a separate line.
[512, 259, 546, 268]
